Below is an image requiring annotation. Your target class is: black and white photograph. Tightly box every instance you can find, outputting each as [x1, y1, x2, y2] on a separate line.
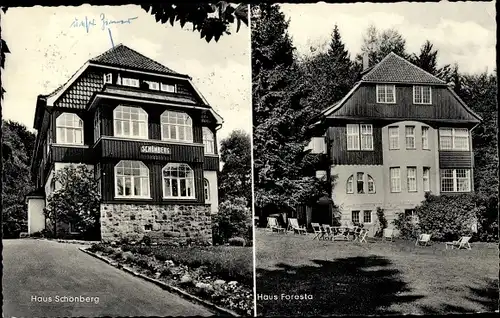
[1, 3, 253, 317]
[252, 1, 497, 317]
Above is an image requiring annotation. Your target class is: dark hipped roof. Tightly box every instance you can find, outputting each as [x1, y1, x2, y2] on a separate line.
[362, 52, 447, 85]
[90, 43, 182, 76]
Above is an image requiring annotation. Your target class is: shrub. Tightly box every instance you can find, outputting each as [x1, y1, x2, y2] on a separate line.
[124, 253, 137, 264]
[413, 193, 478, 241]
[112, 250, 123, 260]
[31, 231, 43, 238]
[121, 245, 131, 252]
[375, 207, 388, 238]
[119, 237, 130, 245]
[41, 228, 53, 238]
[136, 246, 152, 255]
[88, 243, 106, 253]
[392, 213, 420, 240]
[228, 237, 246, 246]
[141, 235, 152, 246]
[154, 251, 169, 262]
[212, 197, 251, 245]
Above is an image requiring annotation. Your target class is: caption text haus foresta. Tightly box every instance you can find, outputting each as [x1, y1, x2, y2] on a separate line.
[308, 53, 481, 234]
[27, 44, 222, 243]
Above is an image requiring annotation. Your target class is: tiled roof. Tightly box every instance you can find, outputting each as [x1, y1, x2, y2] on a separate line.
[362, 52, 446, 85]
[90, 43, 182, 76]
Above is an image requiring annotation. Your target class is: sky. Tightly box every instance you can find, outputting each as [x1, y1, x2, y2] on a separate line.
[1, 4, 251, 143]
[281, 1, 496, 74]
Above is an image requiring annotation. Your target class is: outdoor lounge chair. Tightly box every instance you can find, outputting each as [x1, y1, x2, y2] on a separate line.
[445, 236, 472, 250]
[267, 217, 286, 233]
[415, 234, 432, 247]
[383, 228, 394, 242]
[311, 222, 323, 240]
[288, 218, 307, 235]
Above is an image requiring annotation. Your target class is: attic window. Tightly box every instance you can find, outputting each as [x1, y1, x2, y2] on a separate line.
[376, 84, 396, 103]
[122, 77, 140, 88]
[104, 73, 112, 84]
[145, 81, 159, 90]
[414, 86, 432, 104]
[161, 83, 176, 93]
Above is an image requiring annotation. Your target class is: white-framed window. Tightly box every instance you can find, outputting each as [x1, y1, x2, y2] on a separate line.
[423, 167, 430, 192]
[439, 128, 469, 151]
[162, 163, 195, 199]
[46, 130, 51, 154]
[352, 210, 360, 224]
[122, 77, 140, 87]
[145, 81, 159, 90]
[356, 172, 364, 194]
[202, 127, 215, 154]
[347, 124, 360, 150]
[367, 175, 375, 193]
[388, 126, 399, 150]
[422, 126, 429, 150]
[441, 169, 471, 192]
[104, 73, 112, 84]
[405, 126, 416, 149]
[407, 167, 417, 192]
[160, 83, 176, 93]
[204, 179, 210, 201]
[315, 170, 327, 180]
[376, 84, 396, 103]
[114, 160, 150, 198]
[413, 85, 432, 104]
[160, 111, 193, 142]
[113, 106, 148, 139]
[307, 137, 327, 154]
[363, 210, 372, 223]
[390, 167, 401, 193]
[360, 124, 373, 150]
[56, 113, 84, 145]
[346, 175, 354, 194]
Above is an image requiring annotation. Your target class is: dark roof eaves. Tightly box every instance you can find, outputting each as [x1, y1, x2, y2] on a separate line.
[89, 61, 191, 79]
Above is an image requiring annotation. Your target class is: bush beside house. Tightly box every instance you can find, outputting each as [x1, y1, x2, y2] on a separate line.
[212, 197, 252, 246]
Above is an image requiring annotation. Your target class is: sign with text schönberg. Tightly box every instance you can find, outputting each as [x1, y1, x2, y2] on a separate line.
[140, 145, 171, 155]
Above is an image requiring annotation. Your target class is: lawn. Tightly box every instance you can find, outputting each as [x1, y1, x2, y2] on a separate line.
[256, 228, 498, 316]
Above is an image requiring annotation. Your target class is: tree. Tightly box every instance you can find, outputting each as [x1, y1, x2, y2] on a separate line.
[44, 165, 101, 239]
[252, 4, 327, 218]
[356, 25, 409, 66]
[1, 120, 35, 238]
[219, 129, 251, 206]
[410, 40, 438, 75]
[212, 197, 251, 245]
[141, 2, 248, 43]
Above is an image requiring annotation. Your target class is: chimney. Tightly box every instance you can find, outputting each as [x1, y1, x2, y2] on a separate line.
[362, 53, 370, 71]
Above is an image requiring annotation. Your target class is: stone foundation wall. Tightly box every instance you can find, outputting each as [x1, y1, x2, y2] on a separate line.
[100, 203, 212, 245]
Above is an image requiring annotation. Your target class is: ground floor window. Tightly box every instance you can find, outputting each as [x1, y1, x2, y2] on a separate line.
[114, 160, 150, 198]
[204, 179, 210, 201]
[162, 163, 195, 199]
[363, 210, 372, 223]
[352, 210, 360, 224]
[440, 169, 471, 192]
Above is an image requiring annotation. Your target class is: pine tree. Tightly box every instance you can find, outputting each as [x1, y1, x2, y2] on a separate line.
[411, 40, 438, 75]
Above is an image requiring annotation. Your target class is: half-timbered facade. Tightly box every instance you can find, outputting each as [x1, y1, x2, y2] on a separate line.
[27, 44, 222, 243]
[309, 52, 481, 235]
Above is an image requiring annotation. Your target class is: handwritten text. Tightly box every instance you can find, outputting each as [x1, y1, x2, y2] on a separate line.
[70, 13, 138, 33]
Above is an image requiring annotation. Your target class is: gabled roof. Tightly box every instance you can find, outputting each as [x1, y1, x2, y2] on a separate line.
[90, 43, 181, 76]
[362, 52, 447, 85]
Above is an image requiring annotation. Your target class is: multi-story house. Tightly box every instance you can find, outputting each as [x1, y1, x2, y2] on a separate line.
[26, 44, 222, 244]
[308, 52, 482, 235]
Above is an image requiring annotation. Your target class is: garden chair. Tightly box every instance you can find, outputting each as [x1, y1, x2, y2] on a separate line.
[311, 222, 324, 240]
[267, 217, 285, 234]
[322, 224, 333, 240]
[331, 226, 350, 241]
[355, 228, 370, 243]
[415, 233, 432, 247]
[383, 228, 394, 242]
[445, 236, 472, 250]
[288, 218, 307, 235]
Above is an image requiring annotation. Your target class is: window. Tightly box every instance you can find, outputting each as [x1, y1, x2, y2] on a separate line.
[347, 124, 373, 150]
[104, 73, 112, 84]
[46, 130, 51, 155]
[405, 126, 415, 149]
[441, 169, 471, 192]
[114, 161, 150, 198]
[413, 86, 432, 104]
[145, 81, 159, 90]
[363, 210, 372, 223]
[390, 167, 401, 192]
[352, 211, 360, 224]
[161, 111, 193, 142]
[388, 126, 399, 150]
[346, 124, 360, 150]
[315, 170, 327, 180]
[439, 128, 469, 151]
[376, 84, 396, 103]
[346, 175, 354, 194]
[122, 77, 139, 87]
[367, 175, 375, 193]
[160, 83, 176, 93]
[422, 126, 429, 150]
[202, 127, 215, 154]
[360, 124, 373, 150]
[56, 113, 83, 145]
[307, 137, 327, 154]
[407, 167, 417, 192]
[93, 110, 101, 143]
[144, 224, 152, 231]
[204, 179, 210, 201]
[113, 106, 148, 139]
[357, 172, 364, 194]
[423, 167, 430, 192]
[162, 163, 195, 199]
